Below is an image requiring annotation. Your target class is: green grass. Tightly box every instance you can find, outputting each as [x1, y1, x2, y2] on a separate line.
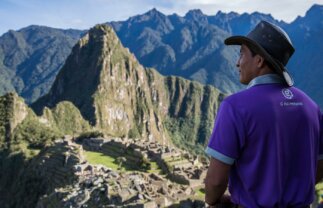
[316, 182, 323, 203]
[84, 150, 119, 170]
[196, 188, 205, 199]
[147, 161, 162, 174]
[84, 150, 164, 174]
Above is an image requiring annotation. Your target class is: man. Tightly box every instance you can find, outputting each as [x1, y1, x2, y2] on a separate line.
[205, 20, 323, 207]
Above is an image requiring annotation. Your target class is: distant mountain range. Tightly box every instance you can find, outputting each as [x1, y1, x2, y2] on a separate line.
[0, 26, 84, 102]
[284, 5, 323, 106]
[0, 4, 322, 108]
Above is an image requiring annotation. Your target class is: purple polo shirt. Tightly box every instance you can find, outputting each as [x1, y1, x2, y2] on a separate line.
[206, 74, 323, 207]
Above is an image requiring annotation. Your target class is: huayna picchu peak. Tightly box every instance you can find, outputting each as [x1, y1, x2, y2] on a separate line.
[32, 24, 223, 151]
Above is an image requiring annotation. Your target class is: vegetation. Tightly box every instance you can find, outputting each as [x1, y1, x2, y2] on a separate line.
[12, 114, 62, 152]
[84, 150, 120, 170]
[128, 126, 140, 139]
[196, 188, 205, 200]
[49, 101, 91, 135]
[0, 93, 62, 154]
[316, 182, 323, 203]
[164, 117, 206, 155]
[0, 26, 82, 103]
[84, 150, 158, 173]
[0, 93, 14, 147]
[147, 161, 162, 174]
[76, 130, 104, 142]
[164, 77, 220, 152]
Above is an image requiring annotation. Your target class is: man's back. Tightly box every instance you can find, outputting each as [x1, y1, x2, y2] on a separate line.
[217, 82, 321, 207]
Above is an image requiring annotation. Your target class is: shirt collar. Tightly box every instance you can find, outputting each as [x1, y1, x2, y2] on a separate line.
[247, 74, 285, 89]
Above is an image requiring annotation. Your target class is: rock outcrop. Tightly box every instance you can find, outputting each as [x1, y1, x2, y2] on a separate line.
[0, 92, 28, 146]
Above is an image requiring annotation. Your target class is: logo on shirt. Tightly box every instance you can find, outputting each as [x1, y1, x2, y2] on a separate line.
[282, 88, 293, 99]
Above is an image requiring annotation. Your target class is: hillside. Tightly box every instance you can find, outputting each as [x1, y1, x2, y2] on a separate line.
[0, 26, 83, 103]
[0, 92, 91, 207]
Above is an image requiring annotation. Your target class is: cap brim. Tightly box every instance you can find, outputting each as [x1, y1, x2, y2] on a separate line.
[224, 35, 294, 86]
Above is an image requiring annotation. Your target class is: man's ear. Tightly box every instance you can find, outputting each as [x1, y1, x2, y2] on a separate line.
[256, 55, 265, 68]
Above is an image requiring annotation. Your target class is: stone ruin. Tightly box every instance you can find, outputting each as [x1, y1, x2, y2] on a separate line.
[35, 136, 208, 207]
[82, 136, 209, 189]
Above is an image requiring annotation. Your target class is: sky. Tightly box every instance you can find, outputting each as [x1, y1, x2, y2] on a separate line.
[0, 0, 322, 36]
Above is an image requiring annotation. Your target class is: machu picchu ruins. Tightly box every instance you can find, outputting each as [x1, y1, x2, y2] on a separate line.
[34, 135, 208, 207]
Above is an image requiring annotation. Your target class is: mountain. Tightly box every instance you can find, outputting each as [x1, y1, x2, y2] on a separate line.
[0, 9, 277, 104]
[109, 9, 283, 95]
[284, 4, 323, 107]
[0, 26, 84, 103]
[211, 11, 286, 35]
[32, 24, 223, 151]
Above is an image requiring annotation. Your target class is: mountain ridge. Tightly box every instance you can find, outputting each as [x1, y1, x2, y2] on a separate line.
[0, 5, 322, 107]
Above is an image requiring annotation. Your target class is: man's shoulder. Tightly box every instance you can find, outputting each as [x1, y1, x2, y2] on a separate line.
[291, 86, 320, 108]
[291, 86, 312, 99]
[224, 88, 253, 104]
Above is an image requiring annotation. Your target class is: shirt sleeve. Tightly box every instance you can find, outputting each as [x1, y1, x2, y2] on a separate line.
[205, 100, 246, 165]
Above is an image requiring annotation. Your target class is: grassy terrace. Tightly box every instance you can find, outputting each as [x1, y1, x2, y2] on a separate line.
[84, 150, 162, 174]
[147, 161, 163, 174]
[195, 188, 205, 200]
[84, 150, 119, 170]
[316, 182, 323, 203]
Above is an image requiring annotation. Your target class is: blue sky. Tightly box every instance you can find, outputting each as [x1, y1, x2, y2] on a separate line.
[0, 0, 322, 35]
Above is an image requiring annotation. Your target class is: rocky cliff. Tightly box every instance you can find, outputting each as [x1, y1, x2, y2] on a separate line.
[0, 92, 28, 147]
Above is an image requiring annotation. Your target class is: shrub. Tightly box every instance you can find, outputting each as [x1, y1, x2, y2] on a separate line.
[13, 117, 62, 150]
[76, 130, 104, 142]
[128, 127, 140, 139]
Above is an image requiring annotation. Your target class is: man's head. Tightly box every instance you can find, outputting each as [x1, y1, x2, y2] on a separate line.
[225, 21, 295, 86]
[236, 44, 274, 84]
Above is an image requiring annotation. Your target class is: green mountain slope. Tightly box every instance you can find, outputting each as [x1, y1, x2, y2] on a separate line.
[0, 26, 83, 103]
